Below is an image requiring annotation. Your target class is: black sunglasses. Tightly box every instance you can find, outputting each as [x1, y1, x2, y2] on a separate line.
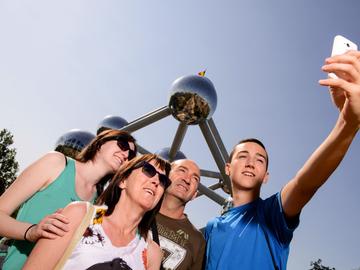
[133, 161, 171, 189]
[116, 140, 136, 160]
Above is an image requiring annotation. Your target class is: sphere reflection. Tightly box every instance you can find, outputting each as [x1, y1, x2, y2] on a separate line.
[55, 129, 95, 158]
[155, 147, 187, 162]
[97, 115, 128, 134]
[169, 75, 217, 125]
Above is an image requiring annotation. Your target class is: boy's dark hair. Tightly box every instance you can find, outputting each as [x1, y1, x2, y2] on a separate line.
[228, 138, 269, 170]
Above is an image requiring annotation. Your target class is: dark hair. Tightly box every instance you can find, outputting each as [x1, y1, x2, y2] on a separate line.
[75, 129, 137, 196]
[96, 154, 171, 240]
[228, 138, 269, 170]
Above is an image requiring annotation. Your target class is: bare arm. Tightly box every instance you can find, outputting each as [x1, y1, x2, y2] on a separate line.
[0, 151, 70, 241]
[22, 202, 87, 270]
[147, 239, 163, 270]
[281, 50, 360, 218]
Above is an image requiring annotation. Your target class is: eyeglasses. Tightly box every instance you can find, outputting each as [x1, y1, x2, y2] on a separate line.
[133, 161, 171, 189]
[116, 140, 136, 160]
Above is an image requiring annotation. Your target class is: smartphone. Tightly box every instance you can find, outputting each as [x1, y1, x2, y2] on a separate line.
[329, 35, 358, 79]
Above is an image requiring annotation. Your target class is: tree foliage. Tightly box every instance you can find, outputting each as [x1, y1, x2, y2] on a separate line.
[310, 259, 336, 270]
[0, 129, 19, 195]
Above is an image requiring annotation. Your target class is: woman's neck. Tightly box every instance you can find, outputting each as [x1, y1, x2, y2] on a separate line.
[76, 160, 109, 186]
[106, 196, 144, 235]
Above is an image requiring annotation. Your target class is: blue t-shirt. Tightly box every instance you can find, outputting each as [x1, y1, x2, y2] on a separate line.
[204, 193, 299, 270]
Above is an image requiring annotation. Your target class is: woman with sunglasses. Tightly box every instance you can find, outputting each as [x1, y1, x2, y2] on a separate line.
[0, 129, 137, 270]
[23, 154, 171, 270]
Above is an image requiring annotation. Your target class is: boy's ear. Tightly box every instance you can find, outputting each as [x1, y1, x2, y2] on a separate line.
[262, 172, 269, 184]
[225, 163, 231, 176]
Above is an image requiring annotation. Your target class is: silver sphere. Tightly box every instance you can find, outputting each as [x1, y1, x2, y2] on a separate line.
[55, 129, 95, 157]
[97, 115, 128, 134]
[168, 75, 217, 125]
[155, 147, 187, 162]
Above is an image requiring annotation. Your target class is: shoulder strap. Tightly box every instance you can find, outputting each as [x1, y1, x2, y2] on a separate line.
[54, 202, 95, 270]
[151, 221, 160, 245]
[150, 220, 165, 270]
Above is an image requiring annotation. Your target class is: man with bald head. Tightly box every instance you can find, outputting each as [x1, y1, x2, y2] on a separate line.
[155, 159, 205, 270]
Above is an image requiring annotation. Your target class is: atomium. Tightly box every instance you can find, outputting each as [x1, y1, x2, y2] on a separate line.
[97, 115, 128, 135]
[168, 75, 217, 125]
[55, 129, 95, 158]
[58, 74, 230, 207]
[155, 147, 187, 162]
[117, 74, 231, 206]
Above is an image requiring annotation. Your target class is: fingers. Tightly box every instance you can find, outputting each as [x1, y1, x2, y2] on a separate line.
[41, 221, 68, 237]
[326, 51, 360, 63]
[322, 63, 358, 82]
[319, 77, 352, 90]
[31, 213, 70, 241]
[324, 52, 360, 78]
[49, 212, 69, 224]
[346, 50, 360, 59]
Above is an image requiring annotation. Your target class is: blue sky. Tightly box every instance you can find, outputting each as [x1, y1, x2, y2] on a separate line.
[1, 1, 360, 269]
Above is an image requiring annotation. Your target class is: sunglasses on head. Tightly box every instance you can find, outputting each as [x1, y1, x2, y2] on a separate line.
[116, 139, 136, 160]
[133, 161, 171, 189]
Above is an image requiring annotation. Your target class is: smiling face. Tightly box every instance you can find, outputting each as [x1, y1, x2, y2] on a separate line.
[226, 142, 269, 193]
[120, 159, 166, 211]
[97, 140, 136, 173]
[166, 159, 200, 204]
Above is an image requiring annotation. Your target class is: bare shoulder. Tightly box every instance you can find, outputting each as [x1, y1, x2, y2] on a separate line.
[29, 151, 67, 177]
[0, 152, 69, 214]
[147, 238, 163, 270]
[148, 238, 162, 253]
[40, 151, 67, 168]
[36, 151, 69, 187]
[62, 201, 89, 228]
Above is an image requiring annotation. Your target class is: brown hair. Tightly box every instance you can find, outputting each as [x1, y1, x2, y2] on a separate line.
[76, 129, 137, 195]
[96, 154, 171, 240]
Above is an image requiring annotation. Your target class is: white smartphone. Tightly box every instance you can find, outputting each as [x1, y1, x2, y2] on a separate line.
[329, 35, 358, 79]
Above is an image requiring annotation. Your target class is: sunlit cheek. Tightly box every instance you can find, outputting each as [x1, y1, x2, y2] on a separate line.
[156, 188, 165, 200]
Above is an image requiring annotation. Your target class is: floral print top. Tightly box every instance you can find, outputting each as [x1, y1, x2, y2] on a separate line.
[62, 206, 148, 270]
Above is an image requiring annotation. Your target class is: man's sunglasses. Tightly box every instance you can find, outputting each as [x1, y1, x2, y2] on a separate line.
[116, 140, 136, 160]
[133, 161, 171, 189]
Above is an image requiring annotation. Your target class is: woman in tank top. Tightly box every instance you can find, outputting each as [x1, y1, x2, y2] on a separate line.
[23, 154, 171, 270]
[0, 129, 137, 269]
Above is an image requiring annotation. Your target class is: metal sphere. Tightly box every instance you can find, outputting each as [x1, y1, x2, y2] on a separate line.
[55, 129, 95, 152]
[97, 115, 128, 134]
[168, 75, 217, 125]
[155, 147, 187, 162]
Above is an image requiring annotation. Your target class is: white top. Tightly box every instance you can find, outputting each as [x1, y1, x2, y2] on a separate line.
[62, 207, 148, 270]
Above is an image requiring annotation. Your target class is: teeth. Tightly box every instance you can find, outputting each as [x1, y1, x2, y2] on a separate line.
[144, 188, 154, 195]
[177, 184, 188, 192]
[243, 172, 254, 177]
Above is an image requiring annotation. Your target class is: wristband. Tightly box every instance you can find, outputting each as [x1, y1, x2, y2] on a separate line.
[24, 224, 37, 242]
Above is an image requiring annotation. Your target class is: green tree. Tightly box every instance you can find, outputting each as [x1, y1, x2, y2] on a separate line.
[0, 129, 19, 195]
[310, 259, 336, 270]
